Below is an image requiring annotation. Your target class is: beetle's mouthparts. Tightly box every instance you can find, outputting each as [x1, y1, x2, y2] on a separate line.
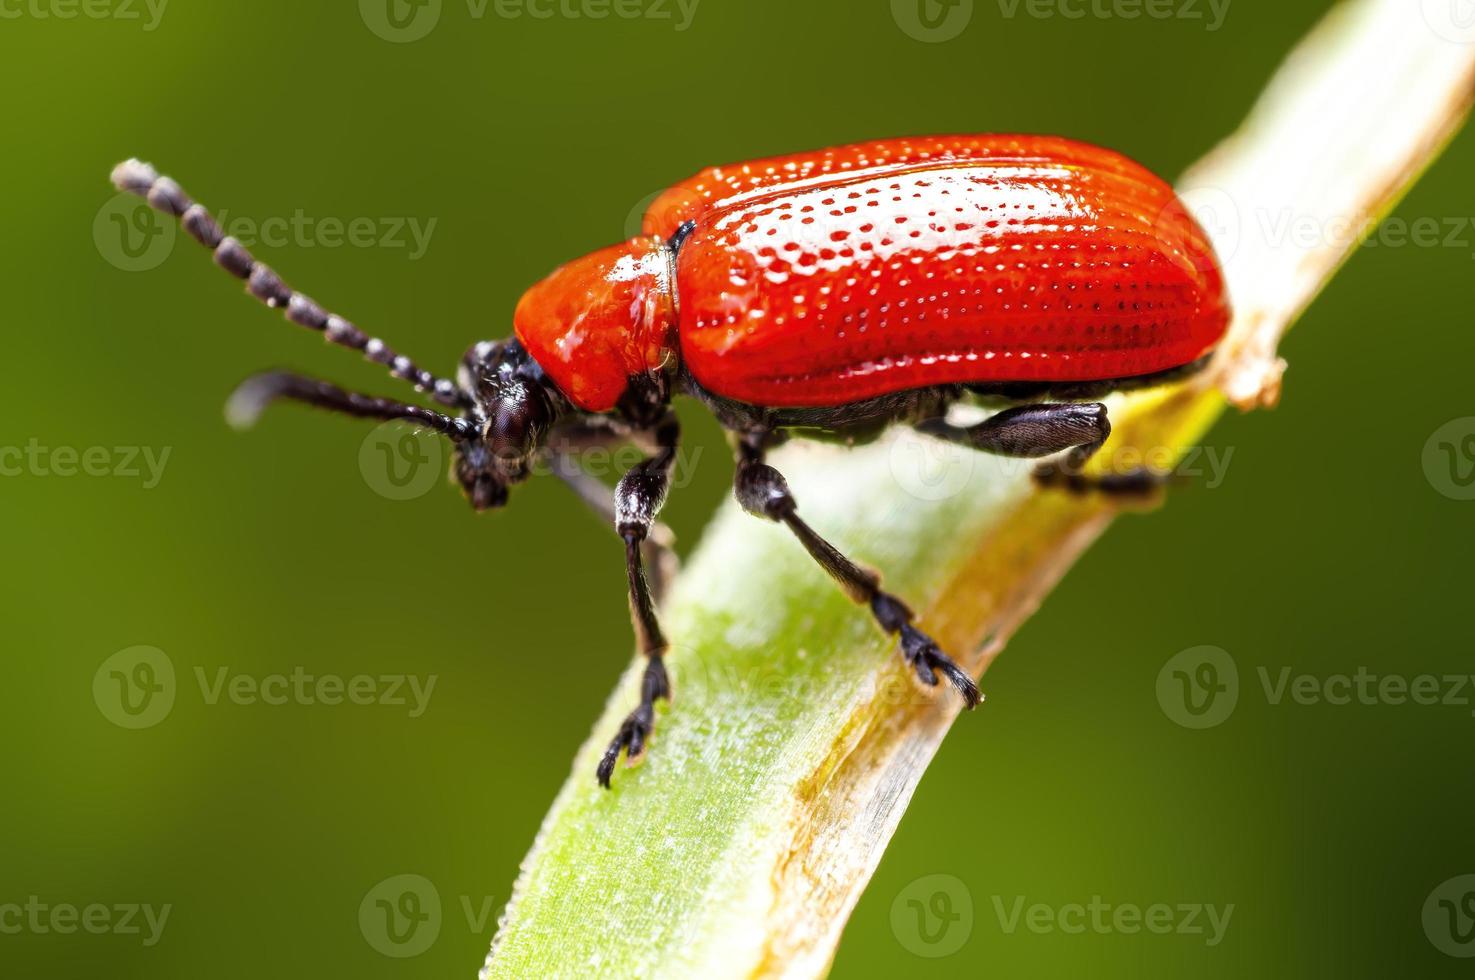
[468, 473, 509, 511]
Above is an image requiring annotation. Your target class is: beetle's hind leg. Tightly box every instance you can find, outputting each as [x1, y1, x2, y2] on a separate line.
[915, 402, 1112, 463]
[915, 402, 1166, 498]
[733, 434, 981, 708]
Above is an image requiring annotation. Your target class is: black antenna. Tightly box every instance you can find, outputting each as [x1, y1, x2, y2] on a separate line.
[227, 371, 477, 440]
[111, 159, 471, 411]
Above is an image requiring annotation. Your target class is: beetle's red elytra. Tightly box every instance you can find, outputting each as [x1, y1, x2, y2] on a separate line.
[114, 134, 1230, 788]
[516, 135, 1229, 411]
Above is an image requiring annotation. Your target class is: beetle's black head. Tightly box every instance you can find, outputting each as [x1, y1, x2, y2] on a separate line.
[454, 338, 564, 511]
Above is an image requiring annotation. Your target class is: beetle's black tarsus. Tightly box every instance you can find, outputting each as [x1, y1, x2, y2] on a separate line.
[596, 657, 670, 789]
[111, 159, 469, 411]
[733, 435, 982, 709]
[227, 370, 477, 440]
[598, 413, 681, 788]
[1031, 463, 1171, 498]
[894, 604, 980, 700]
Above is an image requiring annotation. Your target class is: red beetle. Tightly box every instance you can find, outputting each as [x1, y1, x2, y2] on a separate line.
[113, 135, 1230, 787]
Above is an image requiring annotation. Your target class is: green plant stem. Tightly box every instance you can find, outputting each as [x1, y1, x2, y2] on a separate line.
[484, 3, 1475, 977]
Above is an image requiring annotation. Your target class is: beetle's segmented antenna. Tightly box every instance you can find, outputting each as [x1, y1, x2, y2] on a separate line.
[226, 370, 477, 440]
[111, 159, 471, 411]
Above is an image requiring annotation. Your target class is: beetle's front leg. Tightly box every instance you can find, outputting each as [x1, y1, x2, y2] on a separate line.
[596, 412, 680, 789]
[915, 402, 1164, 497]
[733, 434, 981, 708]
[545, 430, 678, 602]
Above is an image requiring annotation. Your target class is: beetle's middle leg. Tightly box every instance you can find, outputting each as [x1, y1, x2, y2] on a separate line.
[733, 433, 981, 708]
[915, 402, 1165, 497]
[596, 412, 680, 789]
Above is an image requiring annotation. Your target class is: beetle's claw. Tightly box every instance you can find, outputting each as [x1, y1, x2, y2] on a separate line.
[596, 704, 656, 789]
[1033, 462, 1172, 504]
[900, 625, 982, 709]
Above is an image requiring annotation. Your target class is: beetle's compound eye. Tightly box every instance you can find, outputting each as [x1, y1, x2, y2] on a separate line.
[487, 397, 536, 460]
[484, 381, 554, 478]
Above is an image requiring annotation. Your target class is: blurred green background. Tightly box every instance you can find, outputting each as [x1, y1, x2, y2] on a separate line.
[3, 0, 1473, 976]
